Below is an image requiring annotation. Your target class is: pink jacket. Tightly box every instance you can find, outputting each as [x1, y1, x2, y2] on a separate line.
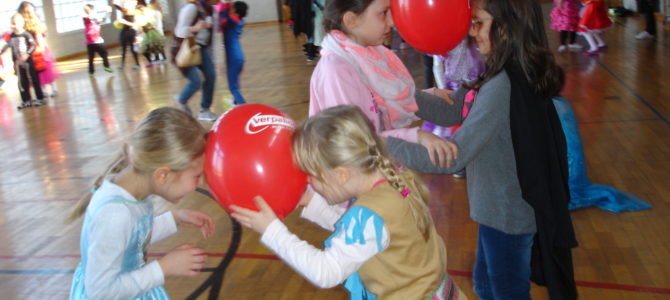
[309, 53, 419, 143]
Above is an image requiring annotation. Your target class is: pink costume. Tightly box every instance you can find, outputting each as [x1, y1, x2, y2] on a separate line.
[35, 33, 61, 85]
[309, 30, 420, 143]
[550, 0, 581, 32]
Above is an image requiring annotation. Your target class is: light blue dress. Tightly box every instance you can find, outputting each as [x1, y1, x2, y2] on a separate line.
[70, 181, 170, 300]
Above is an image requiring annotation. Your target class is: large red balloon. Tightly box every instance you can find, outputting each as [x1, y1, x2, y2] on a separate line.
[391, 0, 471, 55]
[204, 104, 307, 219]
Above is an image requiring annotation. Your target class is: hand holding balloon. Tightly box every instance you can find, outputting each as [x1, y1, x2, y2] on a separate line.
[231, 196, 277, 234]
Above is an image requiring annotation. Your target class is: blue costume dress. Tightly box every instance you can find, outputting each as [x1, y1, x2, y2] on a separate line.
[221, 6, 246, 104]
[552, 97, 651, 212]
[70, 180, 173, 300]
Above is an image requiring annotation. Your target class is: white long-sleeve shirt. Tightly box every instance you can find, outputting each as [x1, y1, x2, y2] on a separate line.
[261, 193, 390, 288]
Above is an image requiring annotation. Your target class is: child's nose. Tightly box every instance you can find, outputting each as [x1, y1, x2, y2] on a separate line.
[387, 11, 394, 27]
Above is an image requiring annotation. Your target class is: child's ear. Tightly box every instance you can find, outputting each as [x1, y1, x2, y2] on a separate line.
[333, 166, 351, 185]
[342, 11, 358, 31]
[153, 166, 172, 185]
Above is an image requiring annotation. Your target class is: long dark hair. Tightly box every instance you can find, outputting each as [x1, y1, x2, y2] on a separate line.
[323, 0, 374, 33]
[472, 0, 564, 99]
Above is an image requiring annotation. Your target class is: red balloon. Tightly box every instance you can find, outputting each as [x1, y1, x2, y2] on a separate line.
[204, 104, 308, 219]
[391, 0, 471, 55]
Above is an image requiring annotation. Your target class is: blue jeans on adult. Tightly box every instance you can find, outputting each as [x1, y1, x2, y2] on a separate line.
[474, 224, 535, 300]
[178, 47, 216, 111]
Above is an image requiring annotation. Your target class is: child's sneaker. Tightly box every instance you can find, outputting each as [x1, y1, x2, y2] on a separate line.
[31, 99, 46, 106]
[557, 45, 567, 52]
[104, 67, 113, 73]
[222, 98, 236, 111]
[635, 31, 654, 40]
[17, 102, 31, 109]
[132, 65, 141, 70]
[452, 169, 466, 178]
[583, 49, 599, 56]
[198, 109, 219, 122]
[117, 65, 124, 70]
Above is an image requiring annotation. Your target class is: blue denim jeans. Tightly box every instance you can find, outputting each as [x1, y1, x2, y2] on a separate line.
[178, 47, 216, 111]
[474, 224, 534, 300]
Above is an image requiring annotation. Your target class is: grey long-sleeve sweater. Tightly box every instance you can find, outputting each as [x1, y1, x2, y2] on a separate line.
[386, 71, 536, 235]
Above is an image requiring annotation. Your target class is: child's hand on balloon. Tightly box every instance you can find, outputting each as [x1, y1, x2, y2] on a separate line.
[231, 196, 278, 234]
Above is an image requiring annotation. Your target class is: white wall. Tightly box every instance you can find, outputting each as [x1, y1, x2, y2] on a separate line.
[46, 0, 278, 59]
[244, 0, 279, 23]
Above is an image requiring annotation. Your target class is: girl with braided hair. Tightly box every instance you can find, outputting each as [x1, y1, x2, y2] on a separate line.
[231, 105, 466, 300]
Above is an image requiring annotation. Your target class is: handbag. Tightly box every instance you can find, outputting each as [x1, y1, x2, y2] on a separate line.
[175, 37, 201, 67]
[32, 46, 47, 72]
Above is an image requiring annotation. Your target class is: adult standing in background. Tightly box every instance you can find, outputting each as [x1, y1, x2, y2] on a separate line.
[172, 0, 219, 122]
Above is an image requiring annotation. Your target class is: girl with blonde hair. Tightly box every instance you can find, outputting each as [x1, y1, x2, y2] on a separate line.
[18, 1, 60, 97]
[231, 105, 465, 299]
[69, 107, 215, 300]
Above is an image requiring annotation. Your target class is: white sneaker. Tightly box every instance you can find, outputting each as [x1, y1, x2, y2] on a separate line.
[198, 109, 219, 122]
[557, 45, 567, 52]
[635, 31, 654, 40]
[567, 43, 583, 50]
[174, 96, 192, 116]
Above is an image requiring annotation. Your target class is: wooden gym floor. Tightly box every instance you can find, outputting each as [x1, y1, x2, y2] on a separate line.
[0, 5, 669, 300]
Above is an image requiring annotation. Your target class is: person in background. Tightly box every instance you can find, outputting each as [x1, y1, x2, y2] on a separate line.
[83, 4, 114, 76]
[1, 14, 45, 109]
[172, 0, 219, 121]
[219, 0, 248, 105]
[18, 1, 60, 97]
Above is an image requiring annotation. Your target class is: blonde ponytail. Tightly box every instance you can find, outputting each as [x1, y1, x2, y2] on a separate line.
[374, 153, 432, 240]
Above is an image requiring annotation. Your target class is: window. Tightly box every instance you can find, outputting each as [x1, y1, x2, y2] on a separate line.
[54, 0, 110, 33]
[0, 0, 46, 32]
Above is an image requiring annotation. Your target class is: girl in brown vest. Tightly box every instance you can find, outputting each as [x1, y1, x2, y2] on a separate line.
[231, 105, 466, 299]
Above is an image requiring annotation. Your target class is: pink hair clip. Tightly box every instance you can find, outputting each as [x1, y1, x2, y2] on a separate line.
[400, 188, 411, 198]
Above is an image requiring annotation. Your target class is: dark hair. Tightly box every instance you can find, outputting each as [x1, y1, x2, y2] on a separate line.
[472, 0, 564, 99]
[233, 1, 248, 19]
[323, 0, 374, 33]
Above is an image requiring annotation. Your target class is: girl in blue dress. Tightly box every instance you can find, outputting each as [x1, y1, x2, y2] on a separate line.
[69, 107, 215, 299]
